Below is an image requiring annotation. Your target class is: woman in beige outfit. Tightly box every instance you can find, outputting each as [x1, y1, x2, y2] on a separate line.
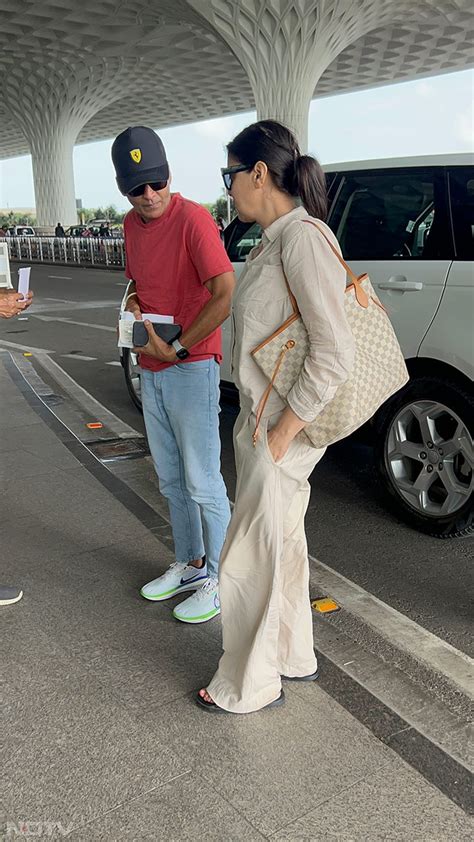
[197, 120, 355, 714]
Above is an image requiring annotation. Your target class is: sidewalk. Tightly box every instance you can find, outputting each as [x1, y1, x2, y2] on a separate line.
[1, 350, 472, 841]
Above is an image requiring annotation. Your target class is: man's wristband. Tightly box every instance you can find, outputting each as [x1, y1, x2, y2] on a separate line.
[172, 339, 190, 360]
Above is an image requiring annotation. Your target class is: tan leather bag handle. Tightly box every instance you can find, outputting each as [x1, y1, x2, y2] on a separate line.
[295, 220, 369, 309]
[253, 219, 371, 445]
[280, 218, 366, 313]
[303, 220, 360, 285]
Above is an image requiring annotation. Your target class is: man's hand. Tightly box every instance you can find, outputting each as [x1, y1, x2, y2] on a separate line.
[0, 290, 33, 319]
[133, 320, 177, 363]
[130, 304, 142, 320]
[126, 294, 142, 321]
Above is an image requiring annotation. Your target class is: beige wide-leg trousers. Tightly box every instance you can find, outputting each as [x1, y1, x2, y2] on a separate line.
[207, 405, 326, 713]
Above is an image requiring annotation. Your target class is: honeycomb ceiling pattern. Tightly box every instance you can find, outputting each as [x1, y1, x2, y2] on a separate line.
[0, 0, 472, 160]
[189, 0, 474, 145]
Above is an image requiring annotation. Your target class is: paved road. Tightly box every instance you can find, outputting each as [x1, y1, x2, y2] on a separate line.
[1, 263, 472, 654]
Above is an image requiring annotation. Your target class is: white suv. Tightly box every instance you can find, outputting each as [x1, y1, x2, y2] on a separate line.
[121, 154, 474, 538]
[7, 225, 36, 236]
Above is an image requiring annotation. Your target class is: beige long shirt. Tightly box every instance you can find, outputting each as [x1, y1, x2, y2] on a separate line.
[231, 205, 355, 422]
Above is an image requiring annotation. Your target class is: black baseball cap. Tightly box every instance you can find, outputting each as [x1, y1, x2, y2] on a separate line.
[111, 126, 169, 195]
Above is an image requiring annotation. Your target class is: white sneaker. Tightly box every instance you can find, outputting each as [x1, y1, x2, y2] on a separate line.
[140, 561, 207, 601]
[0, 585, 23, 605]
[173, 577, 220, 624]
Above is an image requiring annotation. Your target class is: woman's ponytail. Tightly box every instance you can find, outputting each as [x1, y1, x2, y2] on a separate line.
[227, 119, 328, 220]
[294, 155, 328, 221]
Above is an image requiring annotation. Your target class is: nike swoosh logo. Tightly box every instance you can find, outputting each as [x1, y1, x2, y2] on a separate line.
[180, 572, 206, 586]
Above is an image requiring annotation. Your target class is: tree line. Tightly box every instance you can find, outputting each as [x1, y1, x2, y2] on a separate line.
[1, 194, 230, 230]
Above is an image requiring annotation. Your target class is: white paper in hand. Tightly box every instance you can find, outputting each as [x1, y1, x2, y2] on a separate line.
[18, 267, 31, 299]
[118, 310, 134, 348]
[117, 311, 175, 348]
[141, 313, 174, 323]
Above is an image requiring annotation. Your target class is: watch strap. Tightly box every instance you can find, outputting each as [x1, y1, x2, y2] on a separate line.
[172, 339, 190, 359]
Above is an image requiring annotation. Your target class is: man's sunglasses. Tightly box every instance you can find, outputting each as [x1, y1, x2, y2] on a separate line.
[221, 164, 251, 191]
[128, 181, 168, 197]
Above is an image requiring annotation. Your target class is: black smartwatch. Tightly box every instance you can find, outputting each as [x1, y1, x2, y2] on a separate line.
[172, 339, 190, 360]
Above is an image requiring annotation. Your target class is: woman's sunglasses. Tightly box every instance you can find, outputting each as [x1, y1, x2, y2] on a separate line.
[128, 180, 168, 198]
[221, 164, 251, 191]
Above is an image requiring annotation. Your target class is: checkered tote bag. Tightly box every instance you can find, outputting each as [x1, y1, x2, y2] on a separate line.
[251, 221, 409, 449]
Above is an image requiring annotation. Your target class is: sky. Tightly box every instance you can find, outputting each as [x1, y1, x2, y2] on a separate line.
[0, 69, 472, 212]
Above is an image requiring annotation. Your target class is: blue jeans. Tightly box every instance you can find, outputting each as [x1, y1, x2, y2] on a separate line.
[140, 360, 230, 579]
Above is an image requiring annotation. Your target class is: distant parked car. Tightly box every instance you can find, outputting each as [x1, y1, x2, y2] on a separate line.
[120, 153, 473, 538]
[79, 219, 123, 238]
[64, 225, 89, 237]
[7, 225, 35, 236]
[86, 218, 110, 228]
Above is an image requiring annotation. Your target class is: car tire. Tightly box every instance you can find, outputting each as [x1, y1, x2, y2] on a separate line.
[123, 348, 142, 412]
[373, 377, 473, 538]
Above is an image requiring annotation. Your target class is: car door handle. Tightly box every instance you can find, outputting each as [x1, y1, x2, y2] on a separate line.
[378, 276, 423, 292]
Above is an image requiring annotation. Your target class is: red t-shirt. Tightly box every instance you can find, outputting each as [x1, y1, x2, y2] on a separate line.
[124, 193, 233, 372]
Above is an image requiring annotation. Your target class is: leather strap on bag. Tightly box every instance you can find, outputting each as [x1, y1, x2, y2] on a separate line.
[303, 220, 369, 308]
[253, 338, 296, 446]
[252, 218, 368, 446]
[281, 220, 369, 311]
[282, 272, 299, 316]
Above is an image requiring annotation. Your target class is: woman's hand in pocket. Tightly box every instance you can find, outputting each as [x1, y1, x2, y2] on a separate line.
[266, 426, 292, 463]
[267, 406, 307, 462]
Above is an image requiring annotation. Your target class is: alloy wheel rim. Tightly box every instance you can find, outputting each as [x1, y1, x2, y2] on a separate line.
[385, 400, 473, 518]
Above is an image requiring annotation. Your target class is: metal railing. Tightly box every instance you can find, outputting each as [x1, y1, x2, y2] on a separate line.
[0, 236, 125, 269]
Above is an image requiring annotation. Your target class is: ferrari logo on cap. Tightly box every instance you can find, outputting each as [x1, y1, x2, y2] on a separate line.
[130, 148, 141, 164]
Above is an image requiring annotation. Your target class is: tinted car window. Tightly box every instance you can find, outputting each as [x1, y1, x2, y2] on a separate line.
[226, 220, 262, 262]
[328, 168, 451, 260]
[325, 171, 337, 197]
[448, 167, 474, 260]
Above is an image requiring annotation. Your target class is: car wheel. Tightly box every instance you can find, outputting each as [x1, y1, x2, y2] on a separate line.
[123, 348, 142, 411]
[374, 377, 473, 538]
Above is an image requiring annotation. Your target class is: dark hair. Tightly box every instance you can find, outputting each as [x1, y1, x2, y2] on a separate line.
[227, 119, 327, 220]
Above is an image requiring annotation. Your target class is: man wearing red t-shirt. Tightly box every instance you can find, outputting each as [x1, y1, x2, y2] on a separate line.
[112, 126, 234, 624]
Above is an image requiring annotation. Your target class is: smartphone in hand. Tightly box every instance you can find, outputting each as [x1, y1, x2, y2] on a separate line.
[132, 322, 182, 347]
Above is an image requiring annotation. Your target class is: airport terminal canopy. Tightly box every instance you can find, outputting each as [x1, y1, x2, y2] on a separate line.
[0, 0, 472, 225]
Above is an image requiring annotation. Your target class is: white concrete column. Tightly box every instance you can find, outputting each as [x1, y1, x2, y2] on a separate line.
[253, 75, 316, 154]
[1, 101, 86, 227]
[188, 1, 406, 151]
[30, 124, 79, 226]
[0, 94, 84, 226]
[0, 53, 132, 226]
[2, 74, 89, 226]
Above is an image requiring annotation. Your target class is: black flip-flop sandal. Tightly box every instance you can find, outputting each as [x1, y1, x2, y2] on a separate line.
[281, 669, 320, 682]
[195, 689, 285, 713]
